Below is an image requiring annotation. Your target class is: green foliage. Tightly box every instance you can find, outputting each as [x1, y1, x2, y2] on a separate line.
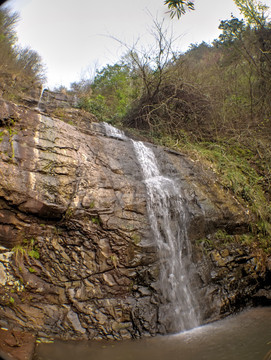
[164, 0, 195, 18]
[71, 10, 271, 253]
[197, 230, 236, 252]
[77, 62, 138, 124]
[12, 244, 28, 261]
[12, 238, 40, 262]
[91, 216, 100, 225]
[187, 140, 270, 249]
[28, 249, 40, 260]
[233, 0, 269, 28]
[150, 128, 270, 253]
[181, 11, 271, 135]
[79, 94, 108, 121]
[217, 16, 246, 45]
[9, 296, 15, 305]
[76, 19, 181, 125]
[89, 201, 95, 209]
[65, 207, 74, 219]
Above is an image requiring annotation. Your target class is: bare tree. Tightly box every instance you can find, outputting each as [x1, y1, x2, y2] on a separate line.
[114, 18, 212, 137]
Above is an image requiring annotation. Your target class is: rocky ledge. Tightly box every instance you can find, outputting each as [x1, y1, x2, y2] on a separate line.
[0, 96, 270, 342]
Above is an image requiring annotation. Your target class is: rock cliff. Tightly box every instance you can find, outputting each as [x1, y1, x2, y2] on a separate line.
[0, 95, 270, 340]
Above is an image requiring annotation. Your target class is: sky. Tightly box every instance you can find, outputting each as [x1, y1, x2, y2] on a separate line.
[5, 0, 243, 89]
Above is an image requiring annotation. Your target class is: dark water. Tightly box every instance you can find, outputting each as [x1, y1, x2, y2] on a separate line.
[34, 307, 271, 360]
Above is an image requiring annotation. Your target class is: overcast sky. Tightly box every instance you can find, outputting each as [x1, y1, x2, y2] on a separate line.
[6, 0, 243, 89]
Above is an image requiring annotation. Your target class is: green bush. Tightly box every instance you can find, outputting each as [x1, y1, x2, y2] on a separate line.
[77, 61, 139, 124]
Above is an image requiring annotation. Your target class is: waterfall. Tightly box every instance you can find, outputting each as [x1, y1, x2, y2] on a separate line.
[102, 123, 200, 332]
[37, 86, 46, 110]
[102, 122, 127, 140]
[132, 141, 200, 332]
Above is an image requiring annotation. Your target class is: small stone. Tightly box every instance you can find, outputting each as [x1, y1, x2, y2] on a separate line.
[0, 252, 13, 263]
[138, 286, 151, 296]
[220, 249, 229, 258]
[95, 311, 107, 325]
[102, 273, 116, 287]
[0, 263, 7, 285]
[66, 310, 86, 334]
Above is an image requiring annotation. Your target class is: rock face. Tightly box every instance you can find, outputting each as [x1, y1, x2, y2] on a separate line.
[0, 96, 270, 340]
[0, 328, 36, 360]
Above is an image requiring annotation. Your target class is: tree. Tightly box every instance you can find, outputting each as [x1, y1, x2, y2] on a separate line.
[0, 6, 45, 99]
[77, 60, 139, 123]
[217, 17, 246, 45]
[233, 0, 270, 28]
[164, 0, 195, 18]
[124, 18, 180, 100]
[0, 6, 18, 45]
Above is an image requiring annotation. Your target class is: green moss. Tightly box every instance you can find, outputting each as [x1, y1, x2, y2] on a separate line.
[12, 237, 40, 261]
[9, 296, 15, 305]
[65, 207, 74, 219]
[131, 233, 141, 245]
[52, 108, 66, 120]
[214, 229, 234, 243]
[91, 216, 100, 225]
[28, 249, 40, 260]
[197, 230, 232, 251]
[0, 130, 4, 142]
[89, 201, 95, 209]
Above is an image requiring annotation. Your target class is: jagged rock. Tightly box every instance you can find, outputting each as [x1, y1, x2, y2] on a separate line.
[39, 89, 78, 109]
[196, 244, 270, 322]
[0, 328, 36, 360]
[0, 97, 269, 340]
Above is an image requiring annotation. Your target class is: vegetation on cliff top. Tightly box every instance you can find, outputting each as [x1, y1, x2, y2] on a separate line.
[73, 0, 271, 252]
[0, 7, 45, 100]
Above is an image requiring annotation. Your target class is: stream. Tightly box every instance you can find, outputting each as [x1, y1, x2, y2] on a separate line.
[34, 307, 271, 360]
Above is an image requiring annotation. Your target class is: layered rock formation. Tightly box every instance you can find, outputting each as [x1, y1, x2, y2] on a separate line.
[0, 95, 270, 340]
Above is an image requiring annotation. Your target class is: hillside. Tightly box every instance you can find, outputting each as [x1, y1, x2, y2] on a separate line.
[73, 14, 271, 255]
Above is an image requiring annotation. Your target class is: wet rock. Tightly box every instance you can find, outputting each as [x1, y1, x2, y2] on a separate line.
[0, 328, 35, 360]
[0, 97, 268, 340]
[197, 243, 270, 322]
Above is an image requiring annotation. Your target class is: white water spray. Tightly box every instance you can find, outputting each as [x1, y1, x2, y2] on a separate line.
[102, 123, 200, 332]
[102, 122, 127, 140]
[132, 141, 200, 332]
[36, 85, 46, 110]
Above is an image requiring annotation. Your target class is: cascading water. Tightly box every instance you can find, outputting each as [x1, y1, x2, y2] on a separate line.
[102, 122, 127, 140]
[132, 141, 200, 332]
[102, 122, 200, 332]
[36, 85, 47, 110]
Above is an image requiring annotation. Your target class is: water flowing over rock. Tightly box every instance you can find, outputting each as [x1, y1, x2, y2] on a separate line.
[0, 95, 270, 341]
[132, 141, 200, 332]
[103, 122, 127, 141]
